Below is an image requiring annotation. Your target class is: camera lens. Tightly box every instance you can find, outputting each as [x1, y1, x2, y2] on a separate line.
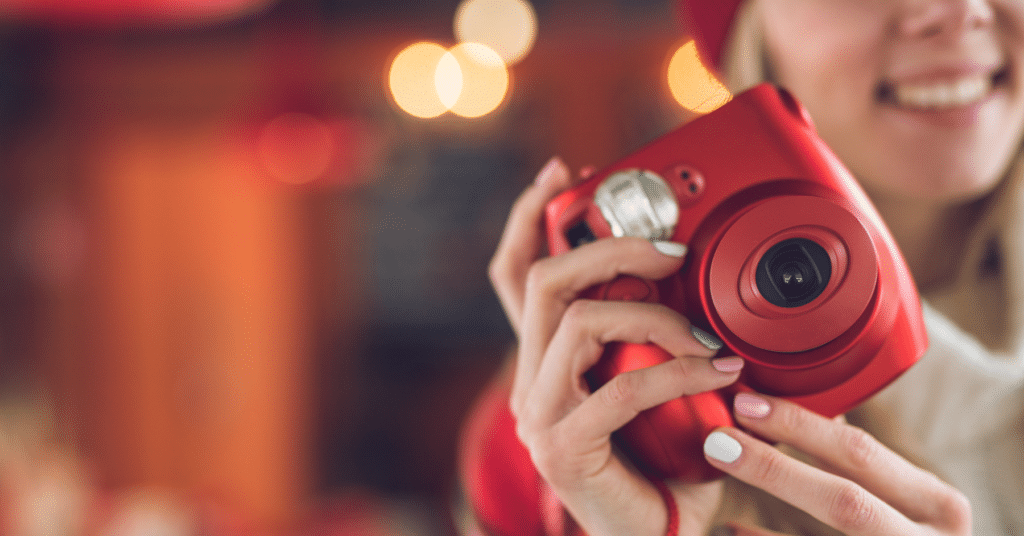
[755, 238, 832, 308]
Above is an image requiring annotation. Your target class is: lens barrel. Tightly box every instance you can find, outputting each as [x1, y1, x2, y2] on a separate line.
[755, 238, 831, 308]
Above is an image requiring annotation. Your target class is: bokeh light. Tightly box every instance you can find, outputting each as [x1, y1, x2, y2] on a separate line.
[257, 112, 334, 184]
[388, 42, 451, 119]
[435, 50, 465, 110]
[666, 40, 732, 114]
[444, 43, 509, 118]
[454, 0, 537, 65]
[389, 41, 508, 119]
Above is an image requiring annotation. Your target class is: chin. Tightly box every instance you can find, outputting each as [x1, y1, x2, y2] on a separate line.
[858, 163, 1006, 206]
[896, 174, 1002, 205]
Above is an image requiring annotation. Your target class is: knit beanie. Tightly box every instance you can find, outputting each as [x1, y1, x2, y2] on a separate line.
[681, 0, 746, 72]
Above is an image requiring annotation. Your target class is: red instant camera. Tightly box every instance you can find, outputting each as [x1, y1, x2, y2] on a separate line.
[544, 83, 928, 482]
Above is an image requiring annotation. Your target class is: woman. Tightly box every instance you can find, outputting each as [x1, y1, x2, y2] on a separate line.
[460, 0, 1024, 534]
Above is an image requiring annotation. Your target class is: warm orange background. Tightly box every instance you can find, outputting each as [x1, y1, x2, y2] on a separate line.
[0, 1, 699, 533]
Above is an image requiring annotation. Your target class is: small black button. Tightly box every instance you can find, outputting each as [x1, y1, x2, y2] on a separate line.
[566, 220, 597, 248]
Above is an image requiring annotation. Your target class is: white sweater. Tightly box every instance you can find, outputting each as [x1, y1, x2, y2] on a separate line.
[873, 303, 1024, 535]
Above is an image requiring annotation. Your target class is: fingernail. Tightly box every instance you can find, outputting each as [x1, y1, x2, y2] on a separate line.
[712, 356, 744, 373]
[691, 325, 723, 350]
[652, 240, 688, 258]
[535, 156, 565, 185]
[734, 392, 772, 419]
[709, 526, 736, 536]
[704, 431, 742, 463]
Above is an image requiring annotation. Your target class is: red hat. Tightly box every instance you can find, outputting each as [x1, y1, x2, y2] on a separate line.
[681, 0, 746, 72]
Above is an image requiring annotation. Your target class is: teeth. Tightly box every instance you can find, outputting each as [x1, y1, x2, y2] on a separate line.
[893, 75, 992, 109]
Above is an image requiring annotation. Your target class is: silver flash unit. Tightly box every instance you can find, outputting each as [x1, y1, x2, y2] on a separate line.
[594, 169, 679, 241]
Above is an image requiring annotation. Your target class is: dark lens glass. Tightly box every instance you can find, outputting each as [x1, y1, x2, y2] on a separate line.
[755, 238, 832, 308]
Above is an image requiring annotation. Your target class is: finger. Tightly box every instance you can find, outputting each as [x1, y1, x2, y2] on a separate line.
[554, 355, 741, 454]
[512, 237, 688, 411]
[528, 299, 729, 422]
[540, 450, 669, 536]
[703, 428, 918, 536]
[732, 393, 970, 530]
[713, 522, 793, 536]
[489, 156, 574, 335]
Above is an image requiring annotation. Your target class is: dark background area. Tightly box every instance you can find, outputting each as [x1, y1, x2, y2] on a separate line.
[0, 0, 702, 533]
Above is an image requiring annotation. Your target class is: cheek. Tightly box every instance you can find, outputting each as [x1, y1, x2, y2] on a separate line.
[997, 0, 1024, 32]
[761, 6, 887, 125]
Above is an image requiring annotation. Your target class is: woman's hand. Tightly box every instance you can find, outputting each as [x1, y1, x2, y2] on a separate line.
[489, 156, 744, 536]
[704, 393, 973, 536]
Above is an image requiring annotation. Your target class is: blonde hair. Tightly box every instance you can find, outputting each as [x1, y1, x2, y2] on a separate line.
[709, 0, 1024, 533]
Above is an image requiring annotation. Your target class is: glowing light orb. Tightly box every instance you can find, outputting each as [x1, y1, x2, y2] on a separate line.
[435, 50, 464, 109]
[388, 40, 509, 119]
[444, 42, 509, 118]
[389, 42, 451, 119]
[667, 40, 732, 114]
[454, 0, 537, 65]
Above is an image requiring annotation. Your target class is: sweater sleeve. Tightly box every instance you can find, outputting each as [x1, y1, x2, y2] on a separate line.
[457, 378, 586, 536]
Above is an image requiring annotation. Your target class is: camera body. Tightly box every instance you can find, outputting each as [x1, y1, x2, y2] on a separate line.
[544, 83, 928, 482]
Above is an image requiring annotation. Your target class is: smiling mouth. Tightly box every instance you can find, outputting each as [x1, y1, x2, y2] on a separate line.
[876, 67, 1009, 110]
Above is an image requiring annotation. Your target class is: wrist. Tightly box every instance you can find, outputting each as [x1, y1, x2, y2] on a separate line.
[650, 478, 680, 536]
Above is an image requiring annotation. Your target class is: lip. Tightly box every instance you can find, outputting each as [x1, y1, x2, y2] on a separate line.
[882, 96, 995, 128]
[887, 62, 1003, 85]
[876, 63, 1010, 128]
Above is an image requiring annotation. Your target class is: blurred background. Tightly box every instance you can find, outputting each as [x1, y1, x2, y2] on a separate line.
[0, 0, 730, 533]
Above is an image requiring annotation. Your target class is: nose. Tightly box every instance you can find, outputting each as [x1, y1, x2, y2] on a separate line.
[899, 0, 994, 39]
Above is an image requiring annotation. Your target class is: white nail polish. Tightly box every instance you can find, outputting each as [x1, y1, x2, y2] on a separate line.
[704, 431, 742, 463]
[652, 241, 688, 258]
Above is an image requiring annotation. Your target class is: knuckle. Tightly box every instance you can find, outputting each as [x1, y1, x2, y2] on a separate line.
[751, 447, 787, 488]
[840, 426, 878, 470]
[524, 259, 556, 297]
[664, 354, 694, 380]
[662, 356, 701, 390]
[512, 402, 542, 447]
[561, 299, 595, 332]
[525, 433, 558, 475]
[517, 425, 559, 476]
[602, 372, 639, 409]
[774, 401, 809, 437]
[487, 256, 507, 287]
[827, 483, 878, 532]
[508, 395, 522, 420]
[526, 428, 579, 484]
[514, 415, 536, 445]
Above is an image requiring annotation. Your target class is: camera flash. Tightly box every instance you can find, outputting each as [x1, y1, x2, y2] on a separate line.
[595, 169, 679, 241]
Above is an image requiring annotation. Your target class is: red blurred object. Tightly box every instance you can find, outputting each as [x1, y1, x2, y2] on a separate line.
[255, 112, 376, 187]
[0, 0, 273, 26]
[246, 24, 380, 189]
[544, 83, 928, 482]
[458, 380, 546, 536]
[680, 0, 745, 73]
[258, 112, 335, 185]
